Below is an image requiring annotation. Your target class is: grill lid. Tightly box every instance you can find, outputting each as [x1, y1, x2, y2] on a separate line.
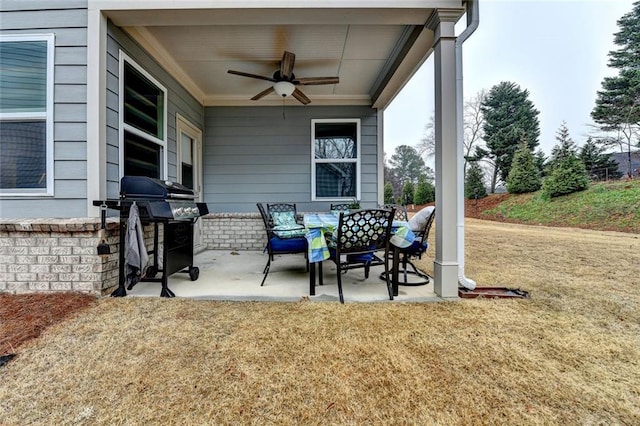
[120, 176, 195, 200]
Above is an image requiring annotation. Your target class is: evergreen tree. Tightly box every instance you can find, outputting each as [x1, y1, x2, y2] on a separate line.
[534, 149, 548, 177]
[506, 137, 541, 194]
[465, 161, 487, 199]
[414, 175, 435, 204]
[388, 145, 427, 186]
[591, 1, 640, 173]
[480, 81, 541, 183]
[543, 123, 589, 198]
[579, 137, 623, 180]
[383, 182, 395, 204]
[402, 181, 415, 205]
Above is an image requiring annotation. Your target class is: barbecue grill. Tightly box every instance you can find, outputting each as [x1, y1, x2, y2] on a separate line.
[94, 176, 209, 297]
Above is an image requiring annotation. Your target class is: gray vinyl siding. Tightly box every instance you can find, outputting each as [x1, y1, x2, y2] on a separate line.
[105, 22, 205, 200]
[204, 106, 379, 213]
[0, 1, 88, 218]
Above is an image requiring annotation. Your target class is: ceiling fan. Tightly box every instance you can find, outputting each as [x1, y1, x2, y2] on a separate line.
[227, 51, 339, 105]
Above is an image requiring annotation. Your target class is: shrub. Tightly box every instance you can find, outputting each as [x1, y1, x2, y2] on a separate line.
[542, 155, 589, 198]
[414, 176, 435, 204]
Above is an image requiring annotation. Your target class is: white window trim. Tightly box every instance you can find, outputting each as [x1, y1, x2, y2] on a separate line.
[118, 50, 168, 179]
[0, 33, 55, 197]
[311, 118, 361, 201]
[176, 113, 203, 199]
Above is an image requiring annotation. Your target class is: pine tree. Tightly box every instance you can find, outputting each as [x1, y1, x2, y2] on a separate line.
[546, 121, 579, 171]
[579, 137, 623, 180]
[480, 81, 541, 184]
[542, 123, 589, 198]
[464, 162, 487, 199]
[506, 136, 541, 194]
[591, 1, 640, 173]
[383, 182, 395, 204]
[402, 181, 415, 205]
[414, 175, 435, 204]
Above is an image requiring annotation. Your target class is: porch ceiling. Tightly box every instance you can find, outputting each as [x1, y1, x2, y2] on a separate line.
[101, 3, 465, 108]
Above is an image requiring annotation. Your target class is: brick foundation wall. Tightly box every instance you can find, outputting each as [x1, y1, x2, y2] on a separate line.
[201, 213, 265, 251]
[0, 214, 266, 295]
[0, 218, 121, 295]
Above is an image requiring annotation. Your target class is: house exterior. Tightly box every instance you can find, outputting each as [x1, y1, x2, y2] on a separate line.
[611, 151, 640, 178]
[0, 0, 474, 298]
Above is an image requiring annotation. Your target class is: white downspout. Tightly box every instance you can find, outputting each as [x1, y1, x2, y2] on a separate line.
[456, 0, 479, 290]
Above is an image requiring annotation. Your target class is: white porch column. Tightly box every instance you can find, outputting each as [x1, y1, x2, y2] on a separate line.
[86, 5, 107, 217]
[426, 9, 463, 298]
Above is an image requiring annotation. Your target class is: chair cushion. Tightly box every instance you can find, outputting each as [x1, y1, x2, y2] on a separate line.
[271, 211, 298, 227]
[331, 209, 348, 216]
[401, 240, 429, 255]
[270, 236, 307, 252]
[273, 225, 306, 239]
[328, 248, 375, 263]
[346, 253, 374, 263]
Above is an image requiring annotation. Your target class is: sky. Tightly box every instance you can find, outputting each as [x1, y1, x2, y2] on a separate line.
[383, 0, 636, 158]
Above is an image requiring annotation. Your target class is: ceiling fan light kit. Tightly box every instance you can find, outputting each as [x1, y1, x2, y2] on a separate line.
[227, 50, 339, 105]
[273, 81, 295, 97]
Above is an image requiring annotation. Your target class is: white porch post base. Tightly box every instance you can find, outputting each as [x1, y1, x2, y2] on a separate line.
[434, 261, 459, 298]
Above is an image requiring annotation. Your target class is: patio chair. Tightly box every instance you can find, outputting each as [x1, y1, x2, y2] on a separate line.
[380, 205, 435, 286]
[257, 203, 308, 286]
[325, 208, 395, 303]
[380, 203, 409, 221]
[330, 203, 351, 213]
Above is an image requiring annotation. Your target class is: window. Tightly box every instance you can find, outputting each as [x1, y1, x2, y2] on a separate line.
[176, 113, 202, 194]
[119, 52, 167, 179]
[311, 119, 361, 200]
[0, 34, 54, 196]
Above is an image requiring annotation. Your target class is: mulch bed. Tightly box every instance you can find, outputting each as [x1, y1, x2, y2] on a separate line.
[0, 292, 97, 359]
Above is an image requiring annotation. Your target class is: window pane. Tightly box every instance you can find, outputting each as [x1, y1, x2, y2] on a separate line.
[181, 163, 194, 190]
[315, 163, 356, 197]
[0, 41, 47, 113]
[181, 133, 194, 189]
[124, 131, 161, 178]
[124, 62, 164, 139]
[0, 120, 46, 189]
[314, 122, 357, 159]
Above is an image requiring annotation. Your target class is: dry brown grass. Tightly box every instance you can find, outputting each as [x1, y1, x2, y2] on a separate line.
[1, 219, 639, 425]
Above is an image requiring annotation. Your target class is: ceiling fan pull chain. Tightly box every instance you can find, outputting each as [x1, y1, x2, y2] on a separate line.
[282, 97, 286, 120]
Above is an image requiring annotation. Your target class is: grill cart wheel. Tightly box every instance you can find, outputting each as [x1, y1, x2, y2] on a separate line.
[189, 266, 199, 281]
[146, 265, 158, 279]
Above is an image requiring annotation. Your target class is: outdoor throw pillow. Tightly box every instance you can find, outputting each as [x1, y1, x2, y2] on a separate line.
[271, 211, 298, 227]
[408, 206, 434, 232]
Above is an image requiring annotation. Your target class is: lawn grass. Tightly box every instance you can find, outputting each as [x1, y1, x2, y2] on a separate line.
[482, 179, 640, 233]
[1, 220, 639, 424]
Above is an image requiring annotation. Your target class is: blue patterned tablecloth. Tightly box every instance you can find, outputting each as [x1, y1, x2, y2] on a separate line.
[303, 213, 415, 263]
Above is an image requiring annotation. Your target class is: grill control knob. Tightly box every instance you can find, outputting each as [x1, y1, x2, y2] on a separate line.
[176, 207, 185, 216]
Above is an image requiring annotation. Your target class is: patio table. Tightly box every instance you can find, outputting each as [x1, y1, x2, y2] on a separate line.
[303, 212, 415, 296]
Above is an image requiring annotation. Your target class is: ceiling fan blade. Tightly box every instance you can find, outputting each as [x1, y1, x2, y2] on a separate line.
[228, 70, 276, 83]
[280, 51, 296, 80]
[292, 88, 311, 105]
[251, 86, 275, 101]
[294, 76, 340, 85]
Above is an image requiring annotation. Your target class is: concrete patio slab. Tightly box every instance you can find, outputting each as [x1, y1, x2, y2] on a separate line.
[122, 250, 441, 303]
